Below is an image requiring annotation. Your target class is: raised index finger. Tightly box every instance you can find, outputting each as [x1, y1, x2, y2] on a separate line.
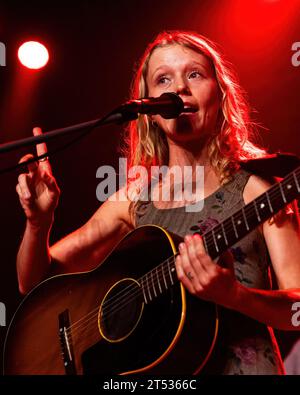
[33, 127, 52, 174]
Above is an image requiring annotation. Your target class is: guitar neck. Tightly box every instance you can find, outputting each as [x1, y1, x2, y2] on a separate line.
[203, 166, 300, 260]
[140, 166, 300, 303]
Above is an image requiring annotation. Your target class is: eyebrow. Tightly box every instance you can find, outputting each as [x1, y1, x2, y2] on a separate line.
[150, 61, 209, 80]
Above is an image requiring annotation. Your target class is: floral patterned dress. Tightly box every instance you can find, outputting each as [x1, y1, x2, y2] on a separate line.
[135, 169, 285, 374]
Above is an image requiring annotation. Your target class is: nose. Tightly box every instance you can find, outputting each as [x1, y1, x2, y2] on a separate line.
[174, 76, 191, 96]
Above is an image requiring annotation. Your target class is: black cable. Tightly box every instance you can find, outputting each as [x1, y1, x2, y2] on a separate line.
[0, 127, 93, 175]
[0, 110, 125, 175]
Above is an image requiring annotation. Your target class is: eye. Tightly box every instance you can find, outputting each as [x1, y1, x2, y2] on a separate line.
[188, 70, 202, 79]
[156, 75, 170, 85]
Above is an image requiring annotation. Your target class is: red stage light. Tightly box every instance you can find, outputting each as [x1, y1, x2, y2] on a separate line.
[18, 41, 49, 70]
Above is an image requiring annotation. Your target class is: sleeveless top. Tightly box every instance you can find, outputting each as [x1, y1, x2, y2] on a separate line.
[135, 169, 285, 375]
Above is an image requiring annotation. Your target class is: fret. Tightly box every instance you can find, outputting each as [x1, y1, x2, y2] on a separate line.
[265, 190, 274, 214]
[221, 222, 229, 246]
[203, 235, 208, 253]
[279, 182, 287, 203]
[212, 229, 219, 253]
[156, 266, 162, 294]
[242, 206, 249, 231]
[253, 200, 261, 222]
[293, 172, 300, 193]
[231, 216, 238, 238]
[141, 282, 148, 304]
[171, 263, 177, 282]
[145, 273, 152, 302]
[168, 260, 174, 286]
[151, 271, 157, 298]
[162, 263, 168, 290]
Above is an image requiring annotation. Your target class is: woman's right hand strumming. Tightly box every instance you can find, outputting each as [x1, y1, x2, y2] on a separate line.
[16, 127, 60, 228]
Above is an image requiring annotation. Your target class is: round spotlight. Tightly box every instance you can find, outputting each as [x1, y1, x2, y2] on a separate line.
[18, 41, 49, 70]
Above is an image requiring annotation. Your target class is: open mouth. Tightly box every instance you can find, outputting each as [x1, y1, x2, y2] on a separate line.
[182, 107, 198, 113]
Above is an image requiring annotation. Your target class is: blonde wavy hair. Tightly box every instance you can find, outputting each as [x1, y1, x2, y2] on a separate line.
[122, 30, 267, 218]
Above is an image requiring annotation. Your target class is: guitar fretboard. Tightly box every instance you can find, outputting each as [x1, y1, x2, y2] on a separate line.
[203, 167, 300, 260]
[139, 166, 300, 304]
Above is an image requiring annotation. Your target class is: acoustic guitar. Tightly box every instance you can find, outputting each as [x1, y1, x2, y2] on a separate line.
[3, 164, 300, 374]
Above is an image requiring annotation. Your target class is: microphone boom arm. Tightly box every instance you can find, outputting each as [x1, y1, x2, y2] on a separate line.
[0, 92, 183, 155]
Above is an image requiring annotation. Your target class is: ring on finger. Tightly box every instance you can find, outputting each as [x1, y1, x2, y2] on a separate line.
[186, 271, 194, 281]
[39, 156, 49, 162]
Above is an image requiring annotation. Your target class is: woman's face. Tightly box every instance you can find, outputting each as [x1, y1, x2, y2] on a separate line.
[146, 44, 221, 144]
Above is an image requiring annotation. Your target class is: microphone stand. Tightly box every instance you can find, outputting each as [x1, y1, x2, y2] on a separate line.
[0, 108, 138, 156]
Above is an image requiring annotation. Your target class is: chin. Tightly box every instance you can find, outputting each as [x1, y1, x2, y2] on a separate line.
[167, 126, 211, 146]
[168, 131, 201, 144]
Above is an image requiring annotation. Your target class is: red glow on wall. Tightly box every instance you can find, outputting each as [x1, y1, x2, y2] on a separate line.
[227, 0, 297, 41]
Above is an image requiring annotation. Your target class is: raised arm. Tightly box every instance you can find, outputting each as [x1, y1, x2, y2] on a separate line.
[16, 127, 133, 294]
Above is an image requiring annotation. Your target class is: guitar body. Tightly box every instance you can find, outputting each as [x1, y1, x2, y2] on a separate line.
[3, 225, 218, 375]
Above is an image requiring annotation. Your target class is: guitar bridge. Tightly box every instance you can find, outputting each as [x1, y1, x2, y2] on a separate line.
[58, 309, 77, 374]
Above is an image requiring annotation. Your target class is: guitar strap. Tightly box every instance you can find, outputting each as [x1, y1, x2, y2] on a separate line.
[240, 152, 300, 179]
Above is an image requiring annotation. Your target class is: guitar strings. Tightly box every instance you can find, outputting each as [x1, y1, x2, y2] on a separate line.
[65, 253, 177, 335]
[66, 255, 178, 338]
[65, 171, 298, 338]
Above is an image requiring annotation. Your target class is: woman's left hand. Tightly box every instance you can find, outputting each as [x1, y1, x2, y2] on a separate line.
[175, 233, 239, 308]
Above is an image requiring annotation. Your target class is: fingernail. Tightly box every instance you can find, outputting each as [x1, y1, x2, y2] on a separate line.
[179, 243, 185, 251]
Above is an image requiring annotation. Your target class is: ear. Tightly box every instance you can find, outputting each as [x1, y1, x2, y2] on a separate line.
[149, 116, 159, 129]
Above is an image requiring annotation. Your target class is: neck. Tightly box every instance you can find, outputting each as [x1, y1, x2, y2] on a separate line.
[164, 137, 221, 202]
[167, 137, 211, 170]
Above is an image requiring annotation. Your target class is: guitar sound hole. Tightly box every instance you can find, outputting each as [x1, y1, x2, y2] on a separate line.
[99, 278, 144, 342]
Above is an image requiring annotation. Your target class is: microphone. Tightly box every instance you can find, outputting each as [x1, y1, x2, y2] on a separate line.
[119, 92, 185, 119]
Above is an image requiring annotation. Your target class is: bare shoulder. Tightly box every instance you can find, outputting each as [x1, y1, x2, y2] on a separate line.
[243, 173, 276, 204]
[243, 172, 299, 224]
[242, 173, 300, 289]
[243, 173, 299, 227]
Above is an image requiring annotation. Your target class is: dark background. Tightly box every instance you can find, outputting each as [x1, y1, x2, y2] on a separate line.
[1, 0, 300, 373]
